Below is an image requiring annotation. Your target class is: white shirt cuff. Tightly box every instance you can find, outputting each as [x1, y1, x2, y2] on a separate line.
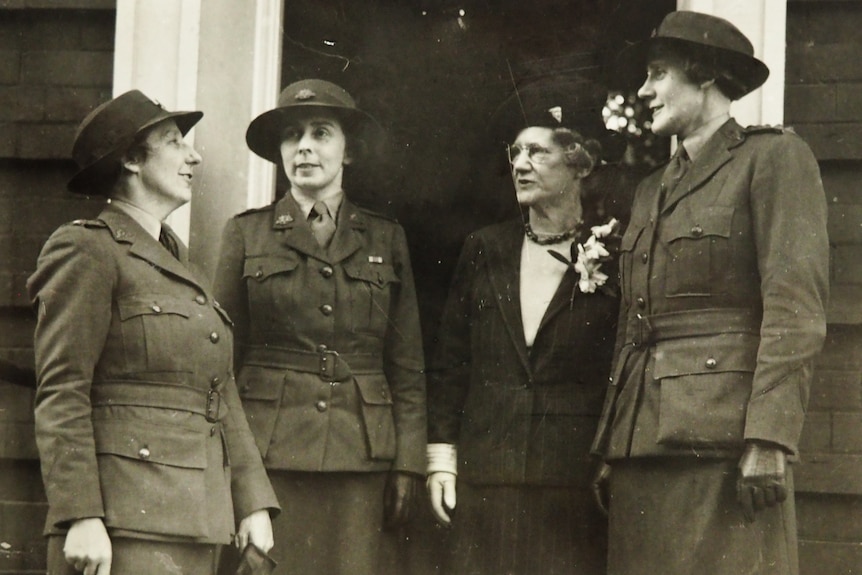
[426, 443, 457, 475]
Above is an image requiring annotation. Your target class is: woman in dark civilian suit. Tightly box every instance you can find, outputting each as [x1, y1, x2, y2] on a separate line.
[28, 90, 279, 575]
[426, 78, 624, 575]
[213, 79, 426, 575]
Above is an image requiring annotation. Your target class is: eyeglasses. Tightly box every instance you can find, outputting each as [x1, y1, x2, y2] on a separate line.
[506, 143, 556, 165]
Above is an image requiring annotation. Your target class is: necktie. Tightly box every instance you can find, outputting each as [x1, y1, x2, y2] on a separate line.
[309, 201, 336, 248]
[159, 225, 180, 260]
[660, 144, 690, 204]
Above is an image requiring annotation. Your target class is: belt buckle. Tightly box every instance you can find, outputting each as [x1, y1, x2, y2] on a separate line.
[319, 349, 340, 380]
[206, 389, 221, 422]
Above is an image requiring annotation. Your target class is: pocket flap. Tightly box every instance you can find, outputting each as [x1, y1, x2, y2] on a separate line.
[661, 206, 734, 243]
[344, 263, 400, 287]
[93, 418, 206, 469]
[243, 255, 299, 282]
[653, 333, 758, 379]
[117, 296, 192, 320]
[355, 376, 394, 406]
[236, 365, 285, 400]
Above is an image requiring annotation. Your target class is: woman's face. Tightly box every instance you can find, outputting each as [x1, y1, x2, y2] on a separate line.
[279, 111, 351, 197]
[132, 119, 202, 209]
[509, 126, 578, 208]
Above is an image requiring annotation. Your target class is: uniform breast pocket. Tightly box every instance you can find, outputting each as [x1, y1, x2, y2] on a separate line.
[618, 223, 645, 305]
[242, 255, 300, 317]
[117, 296, 193, 372]
[659, 206, 734, 297]
[343, 262, 400, 335]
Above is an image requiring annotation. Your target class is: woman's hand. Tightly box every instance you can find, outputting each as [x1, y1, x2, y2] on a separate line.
[236, 509, 274, 553]
[64, 517, 112, 575]
[591, 462, 612, 516]
[383, 471, 419, 530]
[427, 471, 457, 526]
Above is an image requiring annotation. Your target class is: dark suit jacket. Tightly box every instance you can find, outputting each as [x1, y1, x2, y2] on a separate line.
[213, 194, 426, 475]
[27, 205, 278, 542]
[592, 120, 829, 460]
[428, 218, 619, 486]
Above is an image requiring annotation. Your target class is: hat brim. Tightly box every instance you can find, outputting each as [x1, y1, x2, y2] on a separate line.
[67, 109, 203, 195]
[246, 104, 381, 164]
[615, 36, 769, 98]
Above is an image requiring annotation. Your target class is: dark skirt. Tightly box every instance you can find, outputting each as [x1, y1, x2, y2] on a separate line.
[48, 536, 220, 575]
[608, 458, 798, 575]
[265, 470, 392, 575]
[445, 482, 608, 575]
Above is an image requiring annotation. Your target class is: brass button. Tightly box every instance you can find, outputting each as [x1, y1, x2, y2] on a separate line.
[195, 295, 207, 305]
[705, 358, 717, 369]
[241, 384, 250, 393]
[632, 340, 640, 348]
[209, 331, 220, 343]
[211, 376, 220, 387]
[317, 344, 328, 353]
[641, 252, 649, 264]
[315, 400, 328, 412]
[691, 225, 704, 237]
[636, 297, 646, 309]
[320, 304, 333, 316]
[210, 426, 217, 436]
[320, 266, 334, 278]
[138, 447, 151, 460]
[151, 304, 162, 313]
[254, 269, 263, 278]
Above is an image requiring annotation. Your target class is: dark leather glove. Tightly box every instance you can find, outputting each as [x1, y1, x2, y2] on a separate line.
[736, 441, 788, 523]
[591, 461, 612, 516]
[383, 471, 418, 530]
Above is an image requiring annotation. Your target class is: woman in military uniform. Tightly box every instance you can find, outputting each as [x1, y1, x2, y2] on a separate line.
[213, 79, 426, 575]
[28, 90, 279, 575]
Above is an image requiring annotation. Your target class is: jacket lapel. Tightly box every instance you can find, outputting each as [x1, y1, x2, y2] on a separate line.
[485, 220, 531, 376]
[327, 199, 365, 264]
[271, 194, 324, 260]
[661, 119, 740, 214]
[99, 207, 201, 288]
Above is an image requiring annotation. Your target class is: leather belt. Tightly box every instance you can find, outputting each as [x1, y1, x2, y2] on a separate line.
[625, 308, 761, 348]
[243, 345, 384, 381]
[91, 381, 225, 423]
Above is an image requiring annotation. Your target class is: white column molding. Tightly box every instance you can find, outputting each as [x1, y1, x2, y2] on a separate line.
[677, 0, 787, 127]
[113, 0, 202, 244]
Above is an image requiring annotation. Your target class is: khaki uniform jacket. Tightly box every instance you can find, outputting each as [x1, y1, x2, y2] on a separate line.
[213, 195, 426, 475]
[592, 120, 829, 460]
[428, 218, 619, 486]
[28, 205, 279, 542]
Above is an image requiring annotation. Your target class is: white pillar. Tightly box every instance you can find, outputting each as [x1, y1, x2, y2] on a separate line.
[113, 0, 202, 243]
[677, 0, 787, 126]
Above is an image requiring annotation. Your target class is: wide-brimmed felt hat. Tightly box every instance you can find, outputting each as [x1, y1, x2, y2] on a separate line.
[617, 11, 769, 98]
[492, 77, 626, 163]
[67, 90, 202, 195]
[246, 79, 381, 164]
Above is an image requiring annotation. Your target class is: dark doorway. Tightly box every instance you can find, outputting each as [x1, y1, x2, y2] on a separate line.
[278, 0, 673, 348]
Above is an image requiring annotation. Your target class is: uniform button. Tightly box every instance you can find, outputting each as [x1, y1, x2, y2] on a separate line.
[320, 265, 334, 278]
[641, 252, 649, 264]
[138, 447, 151, 460]
[211, 376, 220, 387]
[636, 297, 646, 309]
[315, 400, 328, 412]
[209, 331, 220, 343]
[151, 304, 162, 313]
[705, 358, 718, 369]
[632, 340, 641, 348]
[691, 225, 704, 237]
[320, 304, 333, 316]
[210, 426, 217, 436]
[241, 384, 250, 393]
[254, 270, 263, 278]
[195, 295, 207, 305]
[317, 344, 328, 353]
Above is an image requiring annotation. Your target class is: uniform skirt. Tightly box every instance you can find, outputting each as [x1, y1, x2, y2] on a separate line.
[264, 470, 392, 575]
[608, 458, 798, 575]
[446, 482, 607, 575]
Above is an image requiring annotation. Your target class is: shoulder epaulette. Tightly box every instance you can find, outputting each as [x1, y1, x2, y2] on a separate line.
[744, 124, 793, 136]
[68, 218, 107, 229]
[235, 203, 276, 218]
[354, 204, 399, 223]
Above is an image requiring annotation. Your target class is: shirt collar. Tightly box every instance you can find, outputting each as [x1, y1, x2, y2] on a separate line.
[680, 113, 731, 162]
[289, 188, 345, 222]
[108, 198, 162, 240]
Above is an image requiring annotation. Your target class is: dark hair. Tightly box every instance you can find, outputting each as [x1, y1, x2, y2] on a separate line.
[649, 44, 748, 101]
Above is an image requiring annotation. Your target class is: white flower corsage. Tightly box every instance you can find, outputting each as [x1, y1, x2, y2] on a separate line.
[548, 217, 620, 298]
